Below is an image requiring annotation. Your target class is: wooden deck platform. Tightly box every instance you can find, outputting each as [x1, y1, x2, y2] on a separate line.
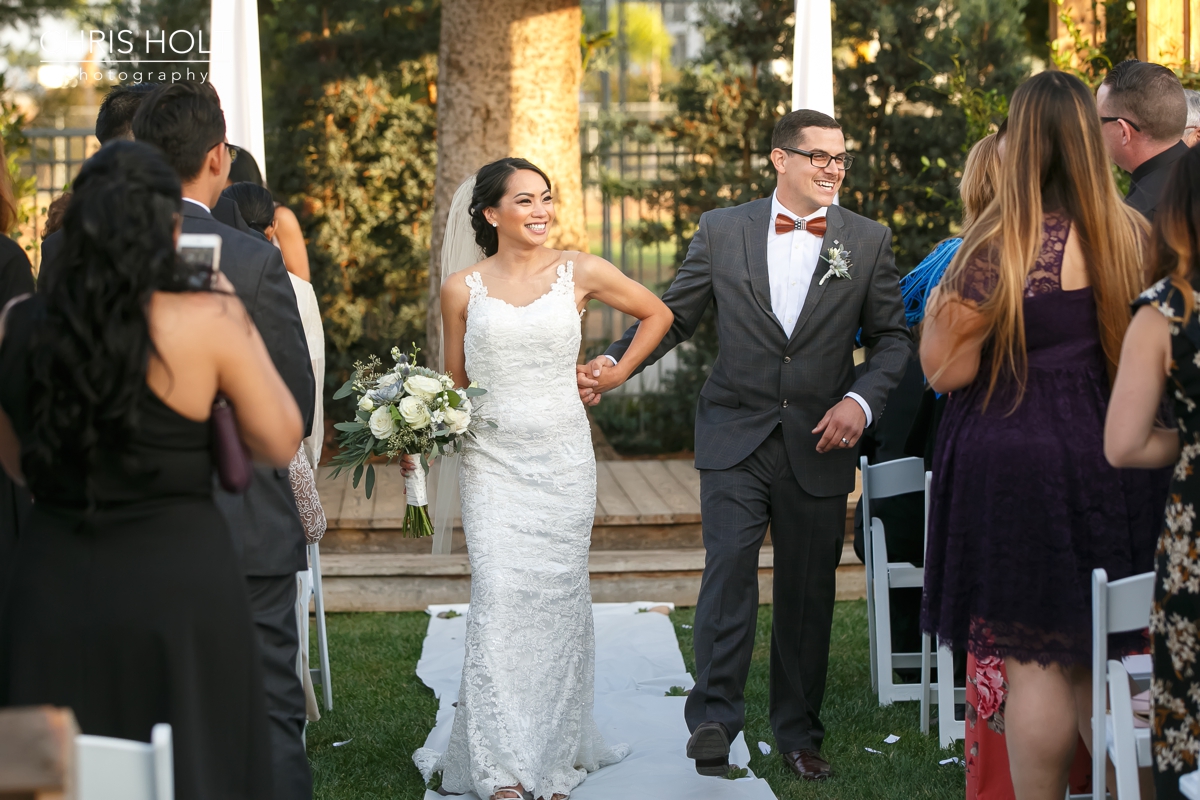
[314, 459, 864, 611]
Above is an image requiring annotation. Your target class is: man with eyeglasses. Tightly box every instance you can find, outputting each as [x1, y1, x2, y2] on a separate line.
[1097, 59, 1188, 221]
[579, 109, 910, 783]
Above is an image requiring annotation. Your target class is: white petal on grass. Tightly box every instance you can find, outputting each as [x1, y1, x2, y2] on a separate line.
[333, 739, 353, 747]
[884, 734, 900, 744]
[758, 741, 771, 755]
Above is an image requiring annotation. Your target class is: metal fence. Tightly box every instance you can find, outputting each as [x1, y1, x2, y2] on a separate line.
[17, 128, 100, 269]
[578, 0, 707, 395]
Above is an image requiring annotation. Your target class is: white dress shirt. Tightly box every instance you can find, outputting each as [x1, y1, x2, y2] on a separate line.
[768, 190, 825, 337]
[768, 192, 872, 426]
[182, 196, 210, 213]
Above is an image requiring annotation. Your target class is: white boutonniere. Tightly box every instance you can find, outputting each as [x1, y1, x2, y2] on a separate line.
[819, 242, 852, 285]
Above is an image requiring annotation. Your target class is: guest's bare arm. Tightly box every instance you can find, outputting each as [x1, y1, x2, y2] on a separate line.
[1105, 305, 1179, 469]
[205, 293, 305, 466]
[919, 286, 989, 393]
[273, 205, 310, 281]
[575, 254, 673, 394]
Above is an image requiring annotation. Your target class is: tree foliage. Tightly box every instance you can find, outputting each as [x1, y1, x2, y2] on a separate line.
[593, 0, 1032, 455]
[259, 0, 439, 415]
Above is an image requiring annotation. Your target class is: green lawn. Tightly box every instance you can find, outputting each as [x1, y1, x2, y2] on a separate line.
[306, 601, 965, 799]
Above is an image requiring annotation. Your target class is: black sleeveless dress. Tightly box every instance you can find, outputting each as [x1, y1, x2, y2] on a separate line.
[0, 296, 272, 800]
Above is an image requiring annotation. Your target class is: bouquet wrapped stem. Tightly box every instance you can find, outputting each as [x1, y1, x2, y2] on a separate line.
[329, 345, 490, 538]
[403, 465, 435, 538]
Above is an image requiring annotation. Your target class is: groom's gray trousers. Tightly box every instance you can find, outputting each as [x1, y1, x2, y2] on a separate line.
[604, 200, 911, 754]
[686, 425, 846, 754]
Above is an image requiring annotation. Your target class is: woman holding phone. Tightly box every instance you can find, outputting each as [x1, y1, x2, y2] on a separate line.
[0, 141, 303, 800]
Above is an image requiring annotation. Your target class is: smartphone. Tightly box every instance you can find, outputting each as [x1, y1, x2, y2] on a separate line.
[176, 233, 223, 291]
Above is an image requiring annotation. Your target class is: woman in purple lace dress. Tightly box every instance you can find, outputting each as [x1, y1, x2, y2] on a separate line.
[920, 71, 1163, 798]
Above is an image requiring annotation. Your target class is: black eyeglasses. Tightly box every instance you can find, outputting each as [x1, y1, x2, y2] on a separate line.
[1100, 116, 1142, 132]
[208, 141, 239, 162]
[778, 146, 854, 170]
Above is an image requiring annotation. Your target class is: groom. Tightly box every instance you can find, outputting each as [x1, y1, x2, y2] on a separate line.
[580, 110, 910, 781]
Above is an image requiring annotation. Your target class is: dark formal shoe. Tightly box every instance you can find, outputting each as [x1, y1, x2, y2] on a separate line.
[782, 748, 832, 781]
[686, 721, 731, 776]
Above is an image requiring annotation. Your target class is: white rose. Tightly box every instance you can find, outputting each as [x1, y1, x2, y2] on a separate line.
[398, 395, 432, 429]
[404, 374, 443, 400]
[368, 405, 397, 440]
[444, 406, 471, 434]
[358, 395, 375, 412]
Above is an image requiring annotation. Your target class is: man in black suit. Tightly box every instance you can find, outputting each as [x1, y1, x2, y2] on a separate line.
[1098, 60, 1189, 221]
[133, 82, 315, 800]
[39, 84, 257, 292]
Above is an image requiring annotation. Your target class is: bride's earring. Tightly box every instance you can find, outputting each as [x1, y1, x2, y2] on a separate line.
[492, 222, 498, 228]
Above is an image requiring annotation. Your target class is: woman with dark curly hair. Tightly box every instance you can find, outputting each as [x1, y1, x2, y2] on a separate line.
[0, 140, 303, 800]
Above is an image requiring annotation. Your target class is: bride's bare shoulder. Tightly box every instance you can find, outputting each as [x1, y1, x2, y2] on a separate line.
[567, 251, 619, 284]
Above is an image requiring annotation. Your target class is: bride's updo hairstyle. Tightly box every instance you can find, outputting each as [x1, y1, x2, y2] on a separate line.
[469, 157, 552, 257]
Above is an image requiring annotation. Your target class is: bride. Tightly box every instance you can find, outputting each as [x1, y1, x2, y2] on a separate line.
[411, 157, 673, 800]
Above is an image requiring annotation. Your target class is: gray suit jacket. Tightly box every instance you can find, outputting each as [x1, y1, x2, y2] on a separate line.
[606, 200, 911, 496]
[182, 202, 316, 576]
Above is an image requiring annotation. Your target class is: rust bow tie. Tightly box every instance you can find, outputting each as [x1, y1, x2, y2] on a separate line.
[775, 213, 827, 238]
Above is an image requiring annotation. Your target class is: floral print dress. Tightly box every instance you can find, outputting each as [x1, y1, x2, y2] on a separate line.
[1135, 278, 1200, 799]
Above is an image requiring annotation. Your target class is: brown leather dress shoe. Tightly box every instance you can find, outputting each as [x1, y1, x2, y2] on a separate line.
[685, 721, 731, 776]
[782, 748, 832, 781]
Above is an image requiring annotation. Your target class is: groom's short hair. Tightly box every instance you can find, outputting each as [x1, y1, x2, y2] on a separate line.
[772, 110, 841, 151]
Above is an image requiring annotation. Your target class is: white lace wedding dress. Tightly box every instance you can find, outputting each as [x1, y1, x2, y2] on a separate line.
[413, 261, 628, 799]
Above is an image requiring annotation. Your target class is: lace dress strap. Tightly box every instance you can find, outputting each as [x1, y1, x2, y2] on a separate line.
[465, 271, 487, 303]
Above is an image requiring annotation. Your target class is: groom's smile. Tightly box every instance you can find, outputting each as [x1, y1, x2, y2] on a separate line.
[770, 125, 849, 218]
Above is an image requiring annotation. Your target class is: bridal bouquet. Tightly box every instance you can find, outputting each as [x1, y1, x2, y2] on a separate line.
[329, 345, 487, 538]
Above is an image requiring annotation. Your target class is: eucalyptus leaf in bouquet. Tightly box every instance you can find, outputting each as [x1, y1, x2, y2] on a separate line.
[329, 344, 492, 537]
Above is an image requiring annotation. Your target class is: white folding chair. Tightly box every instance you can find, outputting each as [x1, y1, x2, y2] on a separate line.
[76, 723, 173, 800]
[861, 456, 937, 709]
[309, 542, 333, 711]
[1092, 568, 1155, 800]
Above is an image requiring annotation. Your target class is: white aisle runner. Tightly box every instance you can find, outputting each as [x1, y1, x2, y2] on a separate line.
[416, 602, 778, 800]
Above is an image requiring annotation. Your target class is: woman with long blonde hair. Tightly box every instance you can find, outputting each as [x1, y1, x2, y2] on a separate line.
[920, 70, 1166, 799]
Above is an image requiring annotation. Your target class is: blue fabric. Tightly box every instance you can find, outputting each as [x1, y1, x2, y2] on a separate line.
[900, 238, 963, 328]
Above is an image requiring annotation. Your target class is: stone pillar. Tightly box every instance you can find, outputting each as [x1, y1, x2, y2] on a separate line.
[424, 0, 584, 369]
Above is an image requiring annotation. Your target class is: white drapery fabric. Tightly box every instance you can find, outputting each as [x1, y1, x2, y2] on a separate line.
[792, 0, 835, 117]
[209, 0, 267, 180]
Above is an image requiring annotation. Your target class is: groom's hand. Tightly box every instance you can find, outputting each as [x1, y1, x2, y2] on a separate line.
[812, 398, 867, 454]
[577, 356, 610, 407]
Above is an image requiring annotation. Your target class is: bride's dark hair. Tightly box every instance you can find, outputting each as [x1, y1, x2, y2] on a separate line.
[28, 140, 183, 480]
[469, 157, 552, 256]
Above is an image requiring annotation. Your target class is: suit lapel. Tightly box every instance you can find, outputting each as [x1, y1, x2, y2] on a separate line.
[743, 199, 782, 331]
[787, 205, 846, 349]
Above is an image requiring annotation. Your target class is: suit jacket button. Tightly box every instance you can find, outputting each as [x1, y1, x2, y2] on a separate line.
[783, 356, 791, 363]
[782, 399, 789, 408]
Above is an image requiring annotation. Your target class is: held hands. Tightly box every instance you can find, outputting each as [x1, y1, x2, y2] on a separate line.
[576, 356, 628, 406]
[813, 397, 867, 454]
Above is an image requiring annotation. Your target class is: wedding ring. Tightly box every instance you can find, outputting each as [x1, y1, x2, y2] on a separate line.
[841, 437, 850, 445]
